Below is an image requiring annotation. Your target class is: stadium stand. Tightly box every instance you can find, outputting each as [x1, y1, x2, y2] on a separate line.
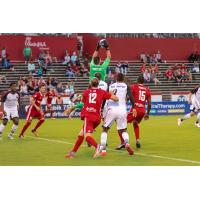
[0, 61, 199, 103]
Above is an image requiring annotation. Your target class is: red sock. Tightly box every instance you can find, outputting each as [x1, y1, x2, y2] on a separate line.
[20, 121, 31, 136]
[33, 119, 45, 132]
[118, 130, 124, 144]
[86, 136, 98, 148]
[72, 135, 84, 152]
[133, 123, 140, 140]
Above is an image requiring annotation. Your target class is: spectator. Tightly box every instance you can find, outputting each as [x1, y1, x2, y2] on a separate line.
[66, 68, 75, 78]
[38, 50, 46, 66]
[23, 45, 32, 64]
[151, 69, 161, 85]
[121, 62, 129, 75]
[20, 81, 29, 96]
[44, 50, 53, 68]
[38, 76, 46, 86]
[174, 69, 183, 84]
[51, 78, 58, 87]
[155, 50, 162, 62]
[69, 81, 75, 95]
[172, 63, 179, 72]
[180, 63, 187, 70]
[62, 52, 71, 65]
[0, 75, 7, 83]
[140, 52, 147, 63]
[37, 66, 43, 77]
[140, 63, 146, 73]
[27, 61, 36, 74]
[181, 69, 192, 82]
[190, 62, 200, 73]
[64, 84, 71, 96]
[165, 67, 174, 81]
[56, 95, 63, 105]
[56, 82, 64, 94]
[1, 47, 7, 61]
[143, 69, 151, 83]
[71, 51, 78, 64]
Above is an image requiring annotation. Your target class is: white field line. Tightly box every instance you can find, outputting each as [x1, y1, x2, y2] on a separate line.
[27, 136, 200, 165]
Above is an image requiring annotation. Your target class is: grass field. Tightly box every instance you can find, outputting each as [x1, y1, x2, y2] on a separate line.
[0, 115, 200, 166]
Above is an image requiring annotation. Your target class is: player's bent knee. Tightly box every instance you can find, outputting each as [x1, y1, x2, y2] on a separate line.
[85, 133, 92, 137]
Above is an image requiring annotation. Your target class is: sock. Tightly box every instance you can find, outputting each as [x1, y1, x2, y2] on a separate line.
[72, 135, 84, 152]
[133, 123, 140, 141]
[9, 124, 18, 135]
[20, 121, 31, 136]
[196, 112, 200, 123]
[50, 111, 53, 118]
[100, 132, 107, 148]
[0, 124, 5, 134]
[86, 136, 98, 148]
[122, 132, 129, 144]
[118, 130, 124, 144]
[182, 113, 191, 121]
[33, 119, 45, 131]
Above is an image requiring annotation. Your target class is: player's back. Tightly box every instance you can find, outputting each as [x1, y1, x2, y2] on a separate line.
[107, 82, 127, 109]
[98, 80, 108, 91]
[131, 83, 151, 108]
[81, 88, 110, 117]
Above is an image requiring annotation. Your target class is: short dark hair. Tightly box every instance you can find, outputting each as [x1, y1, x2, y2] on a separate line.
[94, 72, 101, 80]
[93, 56, 100, 65]
[10, 82, 16, 87]
[116, 73, 124, 82]
[137, 74, 144, 84]
[90, 77, 99, 87]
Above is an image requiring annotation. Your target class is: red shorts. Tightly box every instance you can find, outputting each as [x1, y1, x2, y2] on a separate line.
[82, 115, 101, 134]
[127, 107, 145, 124]
[26, 106, 44, 121]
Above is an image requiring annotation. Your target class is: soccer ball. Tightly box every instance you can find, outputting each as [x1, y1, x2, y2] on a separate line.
[99, 39, 108, 48]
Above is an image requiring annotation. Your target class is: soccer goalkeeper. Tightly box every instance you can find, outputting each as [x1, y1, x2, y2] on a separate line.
[89, 39, 111, 81]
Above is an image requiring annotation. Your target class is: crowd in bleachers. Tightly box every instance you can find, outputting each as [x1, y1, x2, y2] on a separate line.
[17, 75, 75, 97]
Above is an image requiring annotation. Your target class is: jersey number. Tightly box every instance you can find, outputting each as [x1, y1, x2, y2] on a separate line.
[89, 93, 97, 104]
[139, 90, 146, 101]
[113, 89, 117, 95]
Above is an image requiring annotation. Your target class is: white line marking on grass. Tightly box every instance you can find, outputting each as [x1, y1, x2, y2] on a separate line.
[27, 136, 200, 165]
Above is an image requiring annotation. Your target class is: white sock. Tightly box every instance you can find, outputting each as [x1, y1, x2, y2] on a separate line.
[9, 124, 18, 135]
[196, 113, 200, 123]
[122, 132, 129, 144]
[101, 132, 107, 148]
[182, 113, 191, 120]
[0, 124, 5, 134]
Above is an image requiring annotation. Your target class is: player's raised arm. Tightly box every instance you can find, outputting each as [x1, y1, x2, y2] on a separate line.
[92, 41, 101, 59]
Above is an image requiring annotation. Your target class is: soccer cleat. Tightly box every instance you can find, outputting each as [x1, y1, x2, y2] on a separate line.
[125, 143, 134, 155]
[93, 145, 101, 158]
[65, 151, 75, 158]
[32, 129, 39, 137]
[136, 141, 141, 148]
[195, 122, 200, 128]
[19, 134, 24, 139]
[101, 150, 107, 156]
[8, 134, 14, 140]
[115, 144, 125, 150]
[178, 118, 182, 126]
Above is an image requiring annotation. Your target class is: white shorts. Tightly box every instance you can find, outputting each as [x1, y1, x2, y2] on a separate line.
[4, 107, 19, 120]
[191, 97, 200, 112]
[103, 107, 127, 130]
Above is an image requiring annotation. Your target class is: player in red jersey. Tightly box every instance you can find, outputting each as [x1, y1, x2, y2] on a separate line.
[116, 75, 151, 149]
[45, 88, 56, 119]
[65, 77, 119, 158]
[19, 84, 46, 138]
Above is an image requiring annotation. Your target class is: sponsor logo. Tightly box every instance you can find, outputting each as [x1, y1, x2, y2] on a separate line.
[177, 95, 187, 102]
[25, 37, 47, 48]
[168, 109, 185, 113]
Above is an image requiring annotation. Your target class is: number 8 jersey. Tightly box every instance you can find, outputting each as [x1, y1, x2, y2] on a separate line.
[131, 83, 151, 108]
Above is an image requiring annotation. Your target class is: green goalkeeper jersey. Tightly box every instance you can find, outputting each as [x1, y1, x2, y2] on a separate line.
[89, 58, 110, 81]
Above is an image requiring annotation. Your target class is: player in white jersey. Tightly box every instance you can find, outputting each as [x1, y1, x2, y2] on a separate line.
[98, 73, 136, 156]
[0, 83, 20, 140]
[178, 86, 200, 127]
